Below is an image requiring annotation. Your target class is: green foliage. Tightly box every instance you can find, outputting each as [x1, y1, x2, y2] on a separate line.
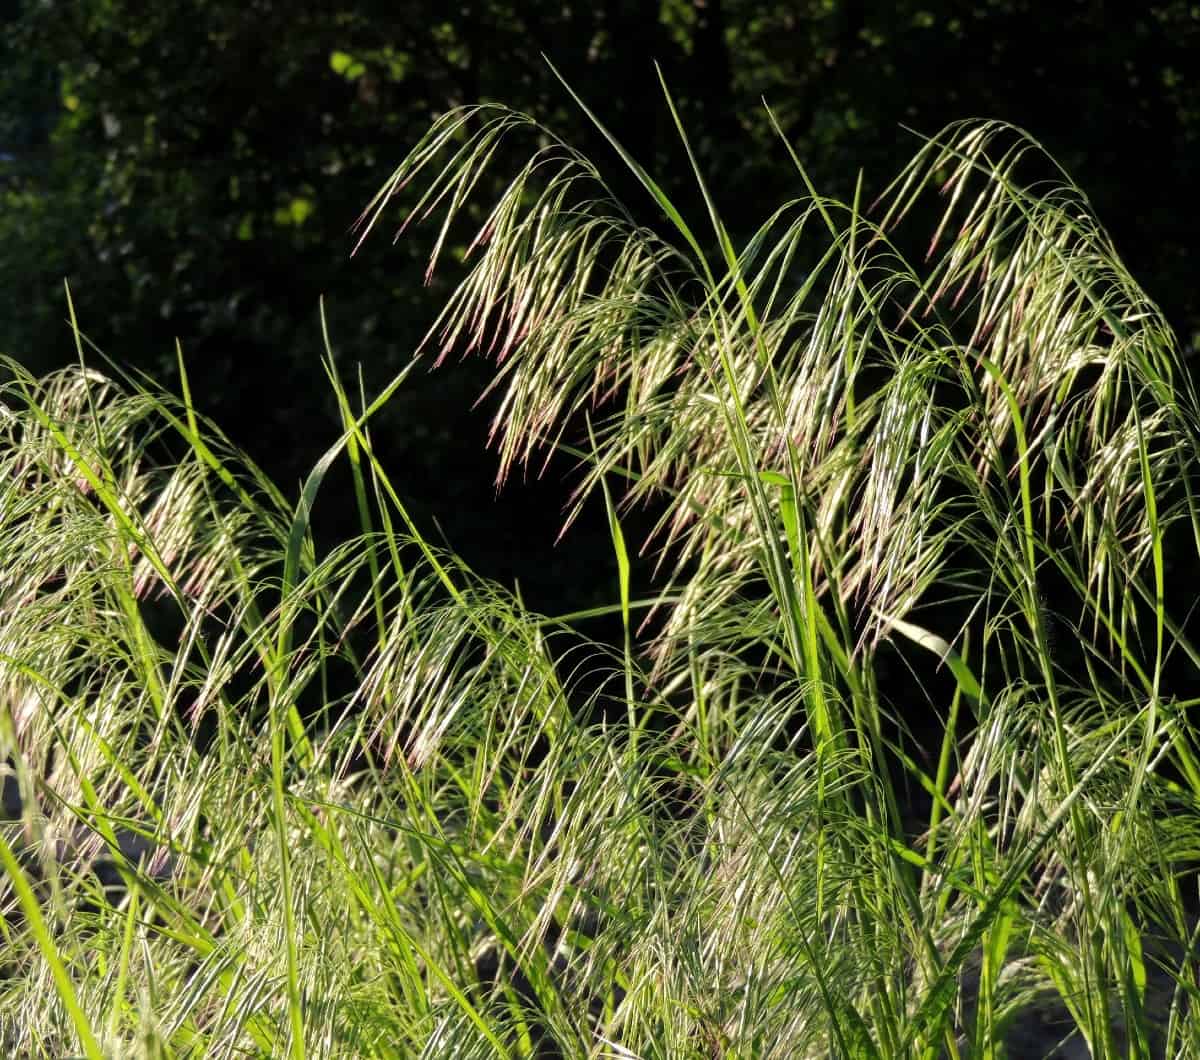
[4, 88, 1200, 1056]
[4, 1, 1200, 630]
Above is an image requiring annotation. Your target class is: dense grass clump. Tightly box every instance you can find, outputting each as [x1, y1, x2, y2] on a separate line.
[4, 94, 1200, 1057]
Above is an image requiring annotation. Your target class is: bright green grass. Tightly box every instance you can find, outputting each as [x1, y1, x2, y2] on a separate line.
[3, 88, 1200, 1057]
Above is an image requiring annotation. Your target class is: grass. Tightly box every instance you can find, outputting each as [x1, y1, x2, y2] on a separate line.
[3, 84, 1200, 1057]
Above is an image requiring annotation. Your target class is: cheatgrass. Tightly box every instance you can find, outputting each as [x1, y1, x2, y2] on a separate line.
[3, 83, 1200, 1058]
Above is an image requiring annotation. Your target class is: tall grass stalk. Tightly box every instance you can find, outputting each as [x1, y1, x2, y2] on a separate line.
[2, 89, 1200, 1057]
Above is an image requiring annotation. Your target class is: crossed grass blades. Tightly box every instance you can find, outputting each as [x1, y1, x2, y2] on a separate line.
[3, 81, 1200, 1057]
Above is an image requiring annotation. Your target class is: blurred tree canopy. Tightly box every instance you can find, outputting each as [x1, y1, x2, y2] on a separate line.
[3, 0, 1199, 616]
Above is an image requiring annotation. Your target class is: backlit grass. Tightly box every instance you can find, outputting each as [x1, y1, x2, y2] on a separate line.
[3, 89, 1200, 1057]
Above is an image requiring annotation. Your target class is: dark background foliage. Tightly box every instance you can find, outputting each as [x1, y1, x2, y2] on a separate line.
[3, 0, 1198, 625]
